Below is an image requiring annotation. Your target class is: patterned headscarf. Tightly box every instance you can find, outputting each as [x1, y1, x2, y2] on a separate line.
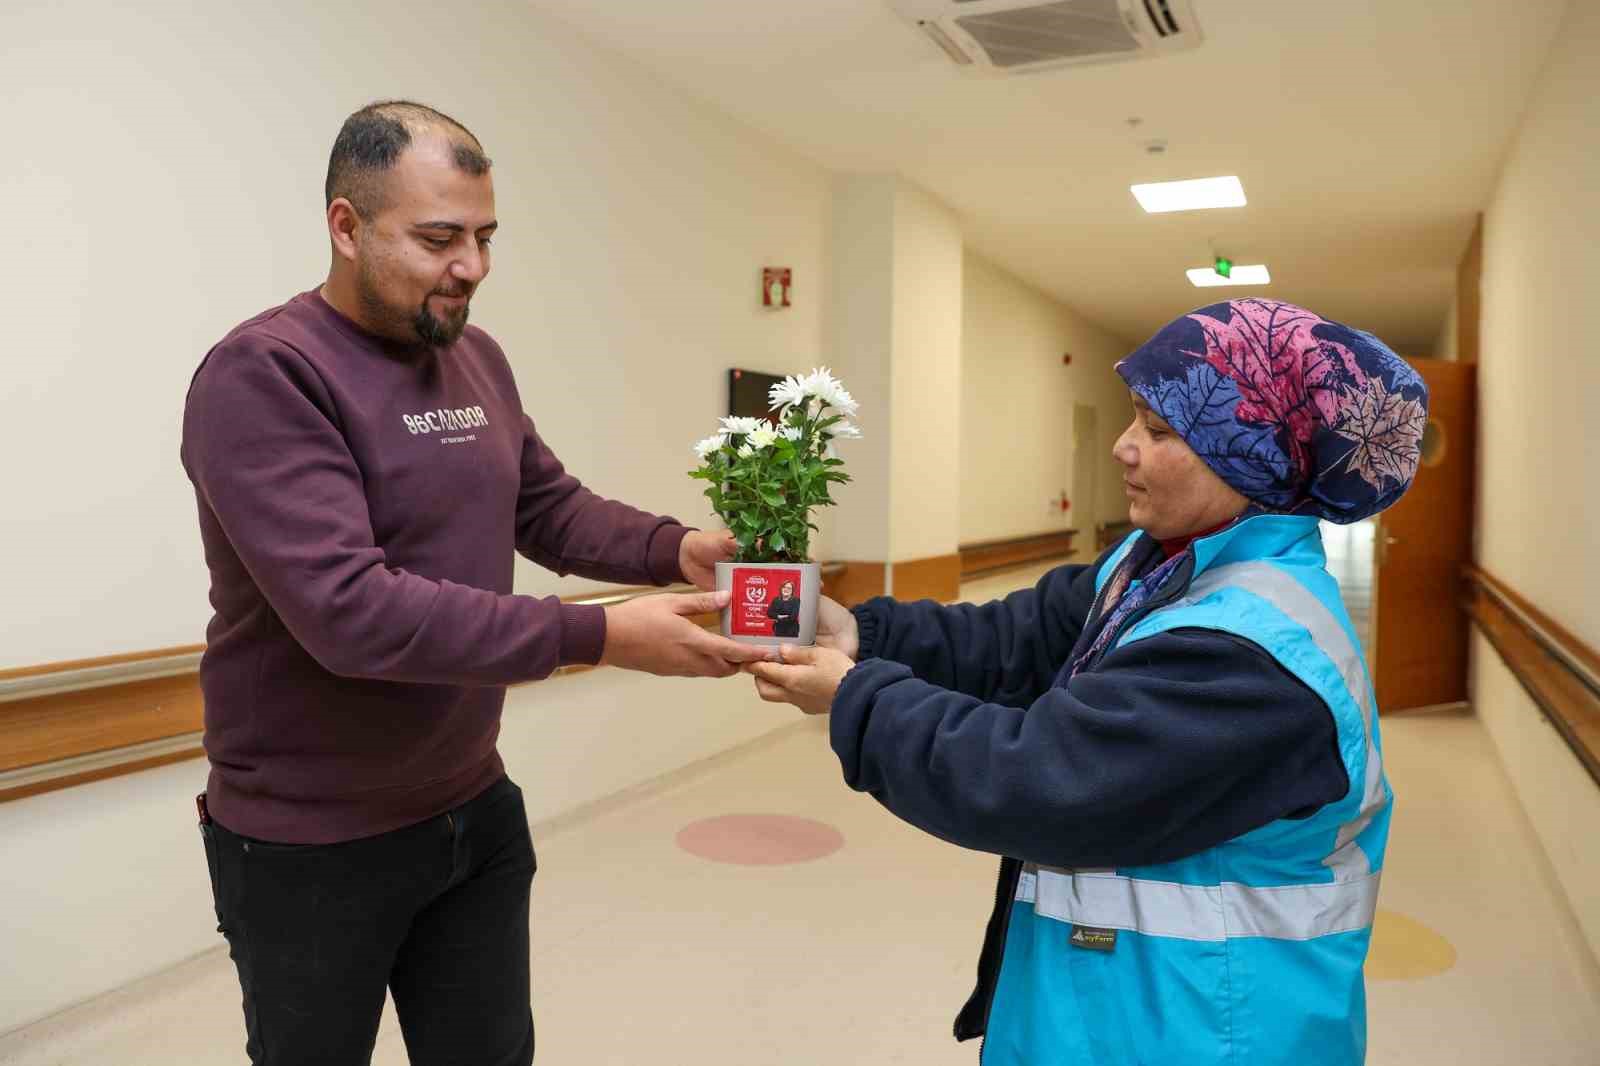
[1115, 299, 1428, 524]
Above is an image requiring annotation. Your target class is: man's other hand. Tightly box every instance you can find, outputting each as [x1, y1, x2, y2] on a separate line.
[601, 590, 776, 678]
[678, 529, 737, 591]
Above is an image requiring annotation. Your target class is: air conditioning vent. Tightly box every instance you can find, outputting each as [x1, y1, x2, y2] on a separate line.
[1143, 0, 1182, 36]
[893, 0, 1201, 75]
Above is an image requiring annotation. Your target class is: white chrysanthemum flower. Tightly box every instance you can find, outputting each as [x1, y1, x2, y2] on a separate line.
[803, 367, 858, 415]
[747, 426, 778, 449]
[779, 425, 803, 441]
[693, 434, 727, 460]
[767, 375, 807, 412]
[830, 421, 862, 439]
[801, 366, 837, 397]
[719, 415, 768, 436]
[737, 443, 755, 459]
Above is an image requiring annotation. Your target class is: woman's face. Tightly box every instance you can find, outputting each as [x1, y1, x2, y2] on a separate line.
[781, 582, 794, 598]
[1113, 391, 1248, 540]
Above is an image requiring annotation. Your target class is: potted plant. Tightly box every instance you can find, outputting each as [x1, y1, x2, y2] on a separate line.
[690, 368, 860, 646]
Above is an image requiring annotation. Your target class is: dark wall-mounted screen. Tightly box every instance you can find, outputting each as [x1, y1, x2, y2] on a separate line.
[727, 368, 785, 425]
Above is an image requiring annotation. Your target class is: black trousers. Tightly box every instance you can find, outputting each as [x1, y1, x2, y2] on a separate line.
[199, 775, 536, 1065]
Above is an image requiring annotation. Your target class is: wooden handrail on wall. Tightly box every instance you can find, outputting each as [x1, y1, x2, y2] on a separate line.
[959, 530, 1078, 578]
[0, 564, 848, 805]
[1463, 565, 1600, 788]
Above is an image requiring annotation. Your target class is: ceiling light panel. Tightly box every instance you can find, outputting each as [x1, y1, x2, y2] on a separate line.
[1132, 176, 1247, 213]
[1187, 264, 1271, 287]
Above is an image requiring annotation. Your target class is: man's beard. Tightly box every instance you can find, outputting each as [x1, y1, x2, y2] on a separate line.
[356, 260, 470, 348]
[412, 299, 469, 347]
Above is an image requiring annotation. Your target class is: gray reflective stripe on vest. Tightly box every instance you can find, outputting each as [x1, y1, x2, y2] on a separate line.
[1184, 562, 1386, 883]
[1018, 867, 1382, 943]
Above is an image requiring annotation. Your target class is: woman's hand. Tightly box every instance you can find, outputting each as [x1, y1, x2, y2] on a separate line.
[814, 596, 860, 661]
[747, 644, 856, 715]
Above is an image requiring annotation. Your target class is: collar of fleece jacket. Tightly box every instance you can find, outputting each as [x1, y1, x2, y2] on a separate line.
[1116, 298, 1429, 526]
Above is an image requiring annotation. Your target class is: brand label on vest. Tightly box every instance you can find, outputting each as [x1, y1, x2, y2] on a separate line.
[1069, 925, 1118, 952]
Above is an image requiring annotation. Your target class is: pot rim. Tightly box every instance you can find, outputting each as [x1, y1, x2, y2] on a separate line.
[714, 559, 820, 569]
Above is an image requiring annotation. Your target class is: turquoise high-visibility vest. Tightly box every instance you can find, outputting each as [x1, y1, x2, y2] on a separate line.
[983, 514, 1390, 1065]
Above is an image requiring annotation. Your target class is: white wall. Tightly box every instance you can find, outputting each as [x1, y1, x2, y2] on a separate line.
[1475, 0, 1600, 647]
[1089, 338, 1141, 534]
[1, 0, 830, 670]
[1470, 637, 1600, 957]
[1433, 289, 1460, 362]
[888, 183, 964, 563]
[825, 175, 966, 567]
[824, 176, 896, 563]
[1471, 0, 1600, 961]
[960, 252, 1132, 547]
[0, 0, 830, 1033]
[0, 759, 215, 1037]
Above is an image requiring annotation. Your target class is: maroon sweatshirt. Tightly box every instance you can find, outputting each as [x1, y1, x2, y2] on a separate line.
[181, 289, 687, 843]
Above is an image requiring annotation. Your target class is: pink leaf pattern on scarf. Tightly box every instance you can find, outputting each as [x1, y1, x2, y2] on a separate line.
[1185, 300, 1368, 478]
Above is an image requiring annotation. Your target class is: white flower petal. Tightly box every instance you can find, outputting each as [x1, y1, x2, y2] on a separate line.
[693, 434, 727, 459]
[801, 367, 837, 399]
[796, 366, 858, 415]
[767, 375, 806, 412]
[719, 415, 767, 436]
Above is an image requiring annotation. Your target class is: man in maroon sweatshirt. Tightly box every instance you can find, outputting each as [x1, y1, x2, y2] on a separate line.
[181, 100, 768, 1066]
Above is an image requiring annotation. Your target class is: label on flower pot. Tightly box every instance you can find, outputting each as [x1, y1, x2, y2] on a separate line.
[730, 568, 805, 639]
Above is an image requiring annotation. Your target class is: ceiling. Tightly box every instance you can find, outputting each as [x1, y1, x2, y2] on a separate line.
[526, 0, 1569, 351]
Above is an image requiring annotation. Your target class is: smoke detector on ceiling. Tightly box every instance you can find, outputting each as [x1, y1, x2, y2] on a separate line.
[891, 0, 1202, 75]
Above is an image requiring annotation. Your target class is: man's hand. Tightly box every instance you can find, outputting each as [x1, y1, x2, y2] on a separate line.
[815, 595, 859, 661]
[746, 643, 856, 715]
[678, 529, 737, 590]
[601, 590, 775, 678]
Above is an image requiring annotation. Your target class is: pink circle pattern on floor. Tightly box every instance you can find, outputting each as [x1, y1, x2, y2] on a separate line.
[675, 813, 845, 865]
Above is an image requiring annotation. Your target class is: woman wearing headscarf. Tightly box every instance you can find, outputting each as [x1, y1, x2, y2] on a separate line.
[749, 299, 1428, 1065]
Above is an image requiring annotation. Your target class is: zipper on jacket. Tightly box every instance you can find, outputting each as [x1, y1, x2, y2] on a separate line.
[976, 858, 1014, 1064]
[964, 859, 1013, 1046]
[953, 857, 1023, 1048]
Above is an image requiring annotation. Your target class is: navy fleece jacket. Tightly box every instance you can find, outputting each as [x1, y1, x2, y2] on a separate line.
[831, 540, 1349, 869]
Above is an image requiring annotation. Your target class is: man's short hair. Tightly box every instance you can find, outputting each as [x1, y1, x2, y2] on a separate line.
[325, 100, 492, 219]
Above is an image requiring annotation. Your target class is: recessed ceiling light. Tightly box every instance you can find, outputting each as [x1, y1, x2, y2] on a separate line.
[1187, 264, 1271, 287]
[1131, 176, 1247, 213]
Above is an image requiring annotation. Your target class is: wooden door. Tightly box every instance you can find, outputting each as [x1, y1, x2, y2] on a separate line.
[1373, 359, 1477, 712]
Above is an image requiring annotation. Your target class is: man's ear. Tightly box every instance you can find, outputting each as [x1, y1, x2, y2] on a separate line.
[327, 198, 362, 262]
